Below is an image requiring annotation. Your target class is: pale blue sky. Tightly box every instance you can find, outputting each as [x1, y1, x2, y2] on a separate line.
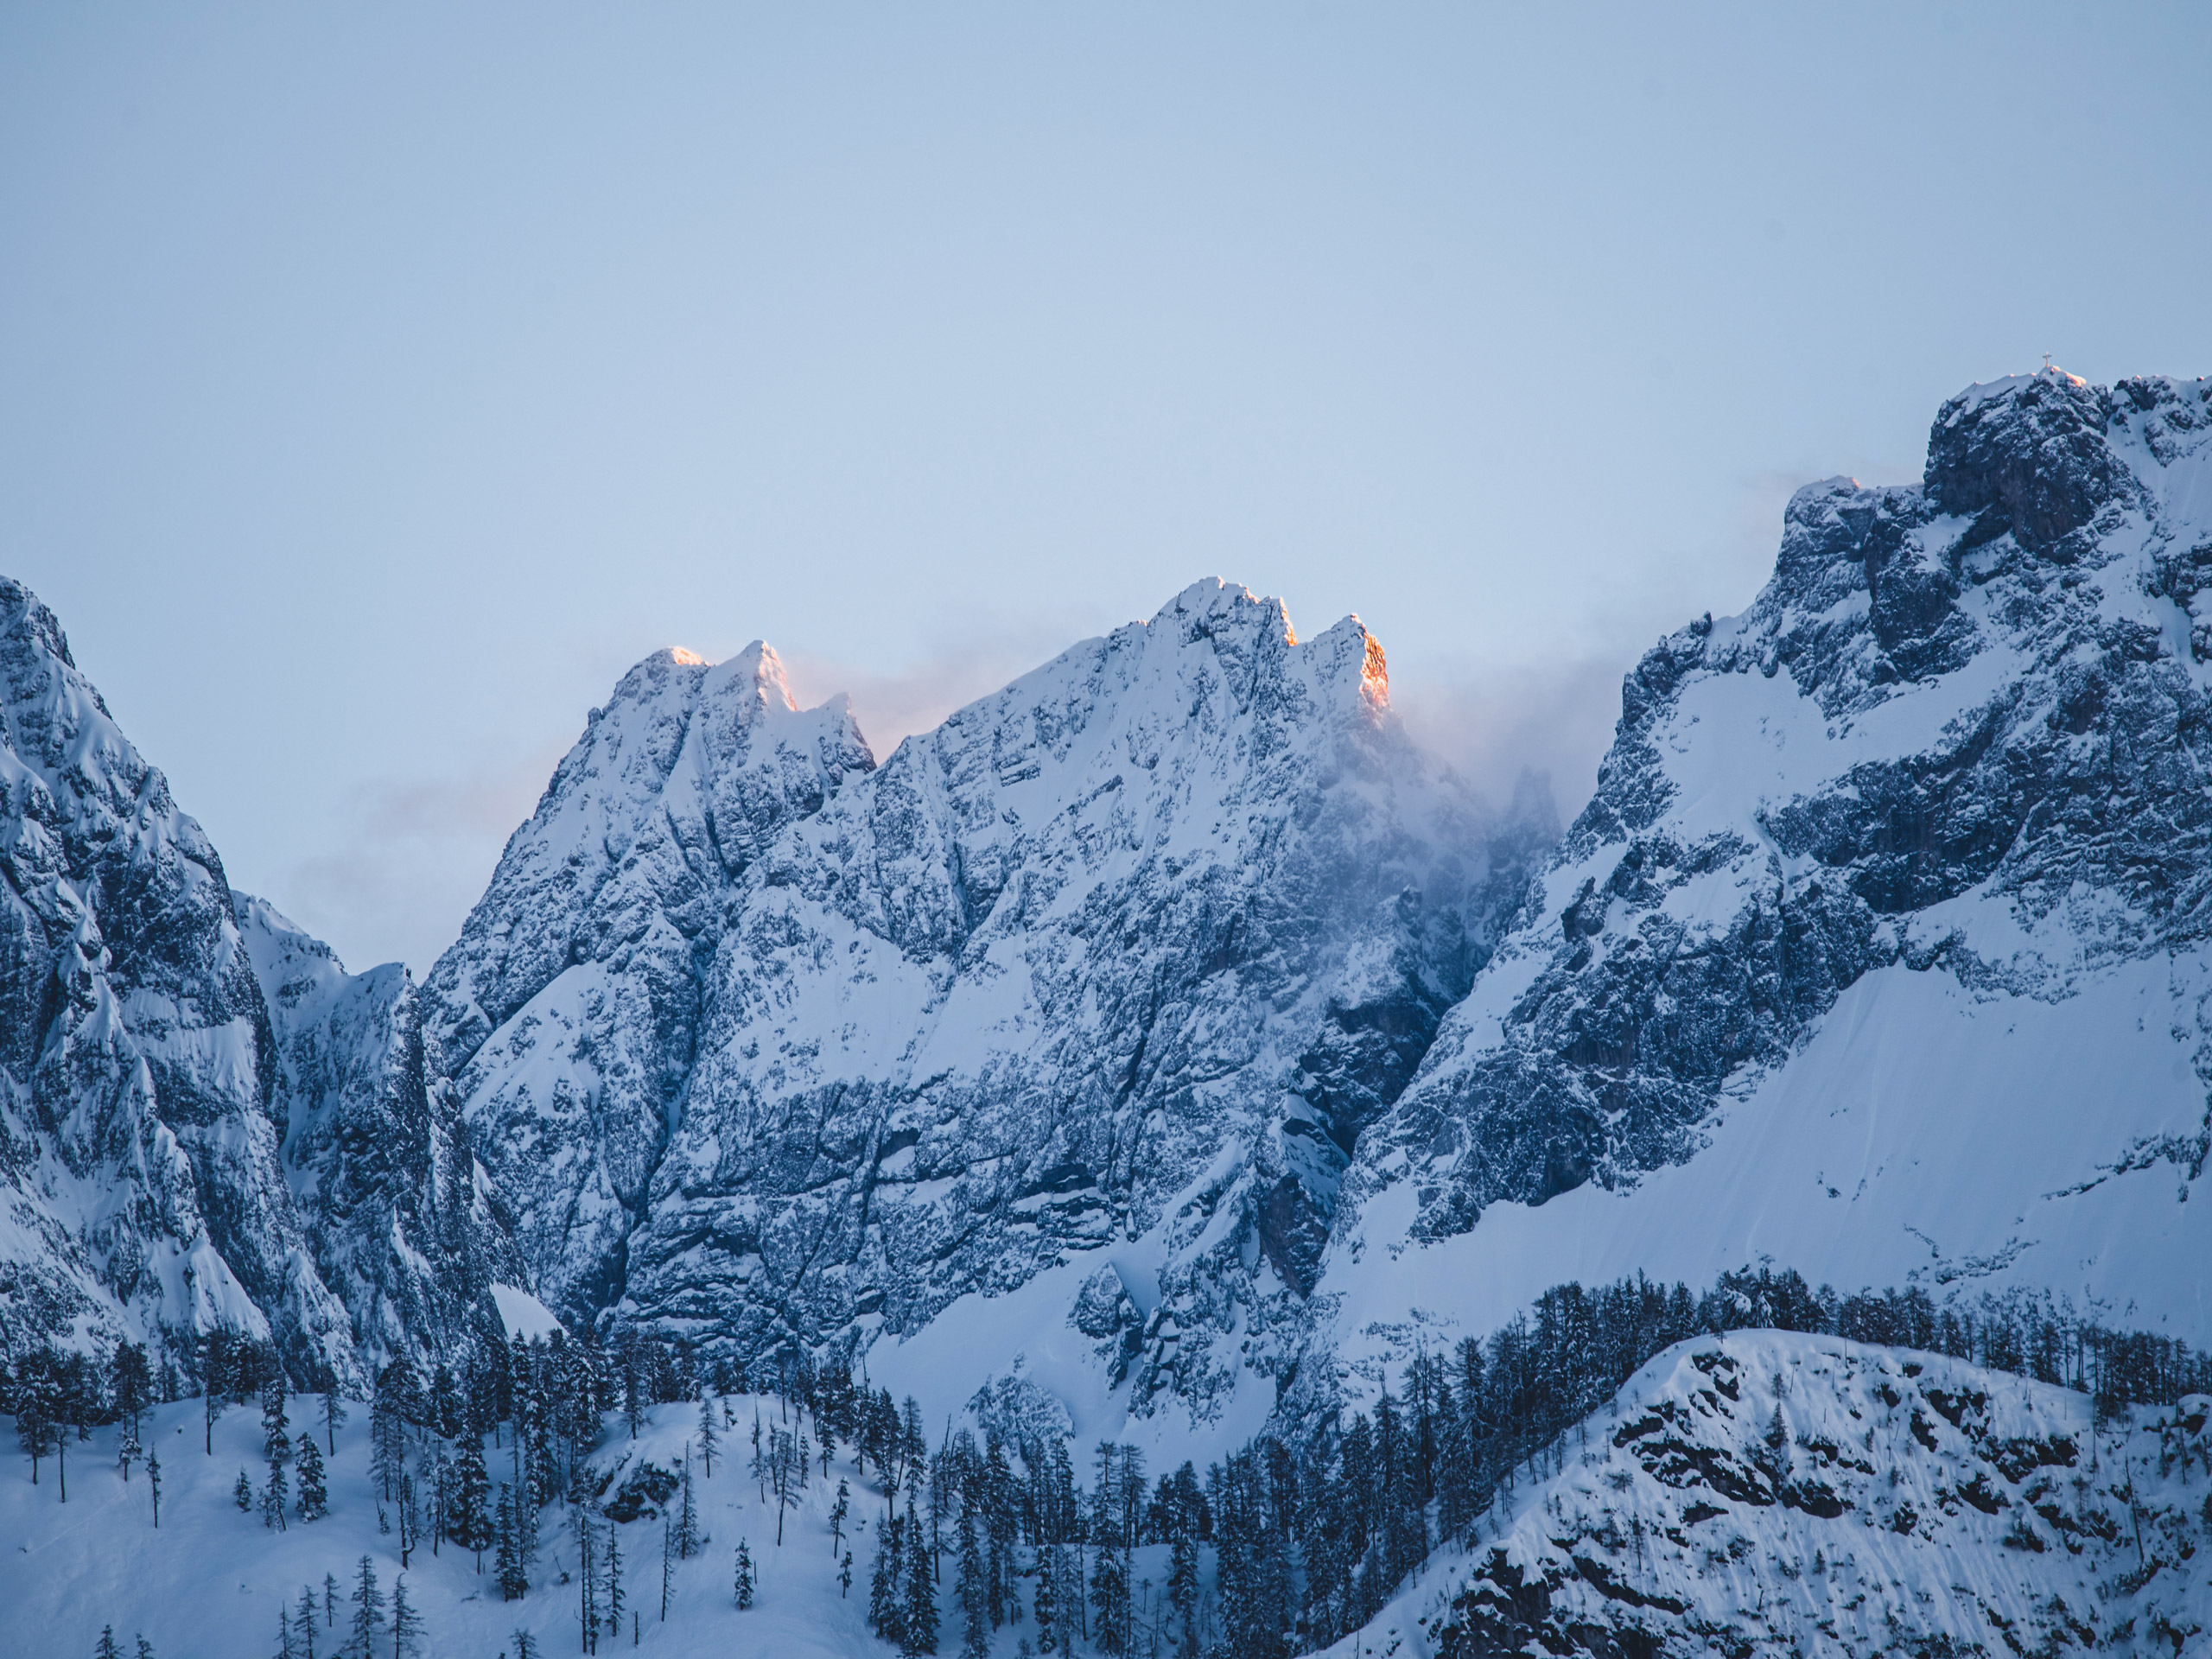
[5, 4, 2208, 973]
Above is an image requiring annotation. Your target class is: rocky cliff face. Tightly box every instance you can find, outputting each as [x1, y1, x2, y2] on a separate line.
[425, 581, 1554, 1417]
[1307, 370, 2212, 1406]
[0, 577, 504, 1380]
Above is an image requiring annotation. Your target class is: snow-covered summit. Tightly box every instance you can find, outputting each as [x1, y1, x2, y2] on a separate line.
[1312, 371, 2212, 1402]
[424, 578, 1554, 1426]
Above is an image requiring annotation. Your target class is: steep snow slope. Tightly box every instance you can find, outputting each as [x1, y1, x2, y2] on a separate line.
[1335, 1332, 2212, 1659]
[428, 582, 1554, 1426]
[1313, 370, 2212, 1399]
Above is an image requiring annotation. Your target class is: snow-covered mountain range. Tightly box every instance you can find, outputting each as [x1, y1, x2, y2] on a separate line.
[5, 365, 2212, 1653]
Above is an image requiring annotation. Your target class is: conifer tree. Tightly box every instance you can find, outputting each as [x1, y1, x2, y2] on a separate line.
[325, 1573, 340, 1631]
[453, 1438, 493, 1567]
[135, 1636, 154, 1659]
[146, 1447, 161, 1529]
[576, 1508, 599, 1654]
[297, 1433, 328, 1521]
[276, 1604, 296, 1659]
[323, 1389, 346, 1458]
[1033, 1545, 1058, 1654]
[97, 1625, 121, 1659]
[236, 1469, 254, 1511]
[660, 1516, 673, 1623]
[263, 1380, 291, 1465]
[390, 1574, 422, 1659]
[604, 1514, 625, 1640]
[496, 1485, 528, 1600]
[868, 1510, 901, 1645]
[840, 1548, 854, 1600]
[263, 1458, 289, 1530]
[903, 1496, 939, 1654]
[15, 1358, 53, 1485]
[830, 1477, 850, 1557]
[957, 1513, 988, 1659]
[675, 1454, 699, 1559]
[204, 1363, 221, 1456]
[296, 1586, 319, 1659]
[733, 1538, 755, 1610]
[696, 1396, 719, 1478]
[1089, 1542, 1128, 1656]
[348, 1554, 385, 1658]
[511, 1632, 537, 1659]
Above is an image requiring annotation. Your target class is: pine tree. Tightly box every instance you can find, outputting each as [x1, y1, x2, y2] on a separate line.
[576, 1508, 599, 1655]
[1168, 1529, 1198, 1651]
[660, 1517, 673, 1623]
[147, 1447, 162, 1529]
[236, 1469, 254, 1511]
[840, 1549, 855, 1600]
[263, 1458, 289, 1530]
[1033, 1544, 1058, 1654]
[97, 1625, 121, 1659]
[733, 1539, 755, 1610]
[296, 1586, 320, 1659]
[390, 1574, 422, 1659]
[696, 1396, 720, 1478]
[1089, 1542, 1128, 1656]
[135, 1638, 155, 1659]
[263, 1379, 291, 1465]
[348, 1554, 385, 1658]
[830, 1477, 850, 1557]
[511, 1632, 537, 1659]
[276, 1604, 296, 1659]
[453, 1437, 493, 1567]
[494, 1486, 520, 1601]
[675, 1455, 699, 1560]
[296, 1433, 328, 1521]
[957, 1513, 988, 1659]
[904, 1497, 939, 1654]
[604, 1513, 625, 1639]
[868, 1511, 902, 1645]
[324, 1573, 340, 1631]
[323, 1390, 347, 1458]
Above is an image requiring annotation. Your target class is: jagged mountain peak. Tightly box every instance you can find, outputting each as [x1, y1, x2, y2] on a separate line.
[0, 575, 511, 1386]
[1302, 371, 2212, 1420]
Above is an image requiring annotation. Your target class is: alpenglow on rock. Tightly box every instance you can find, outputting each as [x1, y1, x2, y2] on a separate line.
[0, 578, 506, 1382]
[423, 581, 1555, 1416]
[1320, 368, 2212, 1371]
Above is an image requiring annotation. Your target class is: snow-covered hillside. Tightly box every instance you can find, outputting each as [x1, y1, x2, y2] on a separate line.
[0, 1389, 892, 1658]
[1338, 1331, 2212, 1659]
[1308, 370, 2212, 1412]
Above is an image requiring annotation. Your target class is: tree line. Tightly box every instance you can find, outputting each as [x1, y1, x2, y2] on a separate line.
[5, 1267, 2207, 1659]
